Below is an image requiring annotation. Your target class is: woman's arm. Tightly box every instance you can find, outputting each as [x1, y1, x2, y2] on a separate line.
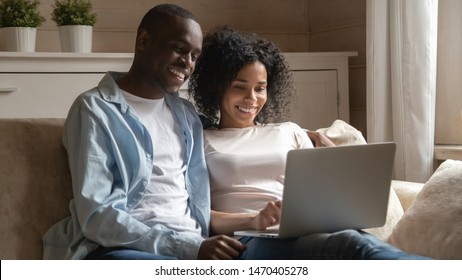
[210, 200, 282, 236]
[307, 130, 336, 147]
[210, 211, 255, 236]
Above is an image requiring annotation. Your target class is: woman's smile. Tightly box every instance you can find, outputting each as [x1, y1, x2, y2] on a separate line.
[219, 61, 268, 129]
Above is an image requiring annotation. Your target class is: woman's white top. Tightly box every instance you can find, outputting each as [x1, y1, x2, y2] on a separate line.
[204, 122, 314, 214]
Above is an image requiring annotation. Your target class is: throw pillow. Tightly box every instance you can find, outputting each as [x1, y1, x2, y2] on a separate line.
[388, 159, 462, 259]
[316, 119, 367, 146]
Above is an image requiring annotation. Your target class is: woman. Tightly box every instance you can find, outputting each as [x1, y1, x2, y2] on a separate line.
[188, 26, 428, 259]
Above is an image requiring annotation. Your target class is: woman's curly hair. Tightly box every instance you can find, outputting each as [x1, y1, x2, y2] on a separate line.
[188, 26, 295, 128]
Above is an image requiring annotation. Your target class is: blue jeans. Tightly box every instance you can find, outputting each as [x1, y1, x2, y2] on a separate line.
[85, 230, 430, 260]
[238, 229, 430, 260]
[85, 246, 178, 260]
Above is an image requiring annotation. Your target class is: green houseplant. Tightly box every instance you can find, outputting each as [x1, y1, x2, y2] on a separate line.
[0, 0, 46, 52]
[51, 0, 97, 52]
[0, 0, 46, 27]
[51, 0, 96, 26]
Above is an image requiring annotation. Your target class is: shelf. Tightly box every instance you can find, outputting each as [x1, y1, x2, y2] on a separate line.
[434, 145, 462, 161]
[0, 52, 134, 73]
[0, 52, 354, 121]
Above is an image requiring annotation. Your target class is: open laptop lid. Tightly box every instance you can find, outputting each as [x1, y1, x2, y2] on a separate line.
[235, 142, 396, 239]
[278, 142, 396, 238]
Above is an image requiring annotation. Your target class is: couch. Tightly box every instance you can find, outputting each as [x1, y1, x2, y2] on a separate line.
[1, 118, 461, 259]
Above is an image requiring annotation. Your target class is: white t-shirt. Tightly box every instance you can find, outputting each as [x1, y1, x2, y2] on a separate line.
[204, 122, 314, 214]
[122, 90, 200, 235]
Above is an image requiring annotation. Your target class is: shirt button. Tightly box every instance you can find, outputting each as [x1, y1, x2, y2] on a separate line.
[146, 153, 152, 159]
[143, 180, 148, 186]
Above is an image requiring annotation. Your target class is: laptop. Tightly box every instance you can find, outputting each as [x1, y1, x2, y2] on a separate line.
[234, 142, 396, 239]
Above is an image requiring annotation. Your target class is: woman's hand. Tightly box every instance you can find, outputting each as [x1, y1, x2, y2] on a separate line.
[210, 201, 281, 236]
[251, 200, 282, 230]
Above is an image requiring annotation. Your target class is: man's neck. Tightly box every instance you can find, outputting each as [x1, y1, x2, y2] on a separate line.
[117, 71, 165, 100]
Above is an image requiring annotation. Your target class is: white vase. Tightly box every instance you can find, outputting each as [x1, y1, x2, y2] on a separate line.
[58, 25, 93, 53]
[1, 27, 37, 52]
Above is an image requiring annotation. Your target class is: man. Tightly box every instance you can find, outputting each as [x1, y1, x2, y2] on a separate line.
[42, 4, 243, 260]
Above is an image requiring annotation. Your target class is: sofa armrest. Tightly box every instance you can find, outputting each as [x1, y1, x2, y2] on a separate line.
[391, 180, 425, 212]
[0, 118, 71, 259]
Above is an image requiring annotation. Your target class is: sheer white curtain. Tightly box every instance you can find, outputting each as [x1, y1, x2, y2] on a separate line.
[366, 0, 438, 182]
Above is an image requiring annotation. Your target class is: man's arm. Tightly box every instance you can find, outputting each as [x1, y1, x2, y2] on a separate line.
[198, 235, 246, 260]
[63, 100, 204, 259]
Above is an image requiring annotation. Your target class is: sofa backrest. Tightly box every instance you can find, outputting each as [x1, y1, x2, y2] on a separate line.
[0, 118, 73, 259]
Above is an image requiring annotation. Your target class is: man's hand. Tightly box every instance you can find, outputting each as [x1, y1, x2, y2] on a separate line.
[198, 235, 246, 260]
[307, 130, 336, 147]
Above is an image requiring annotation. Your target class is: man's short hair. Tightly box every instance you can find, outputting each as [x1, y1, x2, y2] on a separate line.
[138, 4, 197, 33]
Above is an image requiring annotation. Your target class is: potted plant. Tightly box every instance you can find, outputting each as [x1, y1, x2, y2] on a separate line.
[0, 0, 46, 52]
[51, 0, 97, 53]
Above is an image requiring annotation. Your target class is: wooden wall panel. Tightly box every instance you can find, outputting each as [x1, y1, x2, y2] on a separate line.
[348, 67, 367, 134]
[32, 0, 309, 53]
[307, 0, 367, 136]
[309, 24, 365, 65]
[308, 0, 366, 30]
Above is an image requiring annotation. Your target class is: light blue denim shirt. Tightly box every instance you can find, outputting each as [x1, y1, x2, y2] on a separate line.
[42, 72, 210, 259]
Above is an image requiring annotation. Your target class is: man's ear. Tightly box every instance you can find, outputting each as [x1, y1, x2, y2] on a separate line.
[136, 30, 150, 51]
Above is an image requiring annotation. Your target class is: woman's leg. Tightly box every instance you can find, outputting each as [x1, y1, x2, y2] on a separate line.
[85, 246, 178, 260]
[239, 229, 430, 260]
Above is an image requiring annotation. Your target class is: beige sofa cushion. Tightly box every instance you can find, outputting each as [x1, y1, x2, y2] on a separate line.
[390, 180, 425, 212]
[388, 159, 462, 259]
[0, 119, 72, 259]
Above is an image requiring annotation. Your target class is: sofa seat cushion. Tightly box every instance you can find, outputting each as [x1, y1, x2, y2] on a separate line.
[0, 118, 72, 259]
[390, 180, 425, 212]
[388, 159, 462, 259]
